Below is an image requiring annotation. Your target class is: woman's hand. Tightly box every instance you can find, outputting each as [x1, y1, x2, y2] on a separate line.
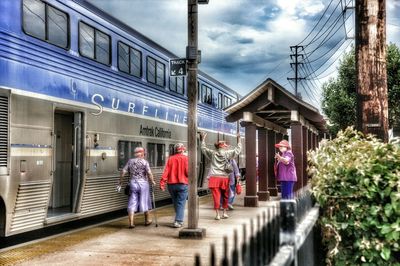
[199, 131, 207, 141]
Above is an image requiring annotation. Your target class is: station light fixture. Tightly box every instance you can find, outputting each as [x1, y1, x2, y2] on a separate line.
[197, 0, 209, 4]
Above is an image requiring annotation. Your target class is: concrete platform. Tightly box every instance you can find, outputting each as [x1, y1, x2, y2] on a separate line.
[0, 193, 279, 266]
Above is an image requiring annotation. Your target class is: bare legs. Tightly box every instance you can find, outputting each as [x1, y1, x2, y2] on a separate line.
[144, 211, 152, 225]
[128, 211, 152, 228]
[128, 212, 135, 228]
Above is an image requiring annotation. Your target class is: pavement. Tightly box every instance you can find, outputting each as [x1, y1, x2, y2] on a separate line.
[0, 192, 279, 266]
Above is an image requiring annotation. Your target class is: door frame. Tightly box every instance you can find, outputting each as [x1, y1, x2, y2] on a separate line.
[50, 103, 87, 214]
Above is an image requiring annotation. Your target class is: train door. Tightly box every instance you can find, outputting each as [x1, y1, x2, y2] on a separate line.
[48, 111, 83, 217]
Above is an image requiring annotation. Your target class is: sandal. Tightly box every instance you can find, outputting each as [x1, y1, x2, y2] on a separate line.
[129, 225, 135, 229]
[145, 220, 153, 226]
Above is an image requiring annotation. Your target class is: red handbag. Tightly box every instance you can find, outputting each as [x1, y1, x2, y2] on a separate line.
[236, 183, 242, 195]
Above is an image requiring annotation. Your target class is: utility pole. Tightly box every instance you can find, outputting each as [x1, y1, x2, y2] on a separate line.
[179, 0, 206, 239]
[355, 0, 388, 142]
[288, 45, 305, 98]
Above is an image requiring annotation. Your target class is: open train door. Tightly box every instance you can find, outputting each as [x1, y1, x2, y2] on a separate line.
[48, 110, 83, 218]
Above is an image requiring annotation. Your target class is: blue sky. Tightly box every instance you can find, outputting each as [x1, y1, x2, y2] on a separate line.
[86, 0, 400, 106]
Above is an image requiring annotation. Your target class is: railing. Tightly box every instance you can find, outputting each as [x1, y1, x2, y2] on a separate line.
[195, 205, 280, 266]
[194, 189, 321, 266]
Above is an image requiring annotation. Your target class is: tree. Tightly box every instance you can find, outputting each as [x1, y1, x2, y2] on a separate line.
[322, 43, 400, 136]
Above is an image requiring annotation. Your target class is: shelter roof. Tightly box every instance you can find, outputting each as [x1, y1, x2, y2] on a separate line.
[225, 78, 326, 133]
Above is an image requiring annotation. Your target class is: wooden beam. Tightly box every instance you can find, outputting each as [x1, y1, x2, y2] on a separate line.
[243, 112, 287, 135]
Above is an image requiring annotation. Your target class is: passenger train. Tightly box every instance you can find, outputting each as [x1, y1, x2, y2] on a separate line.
[0, 0, 243, 236]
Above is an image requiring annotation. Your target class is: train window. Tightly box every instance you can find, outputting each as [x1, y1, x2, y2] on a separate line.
[118, 42, 142, 78]
[118, 42, 130, 73]
[79, 22, 94, 59]
[197, 82, 200, 101]
[130, 48, 142, 77]
[96, 31, 111, 65]
[47, 6, 68, 48]
[168, 144, 175, 156]
[22, 0, 69, 49]
[147, 57, 165, 87]
[218, 93, 223, 109]
[118, 140, 142, 170]
[169, 76, 184, 95]
[224, 96, 232, 108]
[201, 84, 212, 105]
[79, 22, 111, 65]
[147, 143, 165, 167]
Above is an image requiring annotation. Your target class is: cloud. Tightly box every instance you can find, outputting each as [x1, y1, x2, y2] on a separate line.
[86, 0, 399, 99]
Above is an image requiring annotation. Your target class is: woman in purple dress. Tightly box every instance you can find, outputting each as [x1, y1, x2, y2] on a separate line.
[274, 140, 297, 199]
[119, 147, 156, 228]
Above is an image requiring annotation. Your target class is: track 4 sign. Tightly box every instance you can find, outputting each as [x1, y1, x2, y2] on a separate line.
[170, 59, 187, 76]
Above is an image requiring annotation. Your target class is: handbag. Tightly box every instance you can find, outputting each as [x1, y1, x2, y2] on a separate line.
[236, 183, 242, 195]
[124, 183, 131, 195]
[223, 155, 233, 174]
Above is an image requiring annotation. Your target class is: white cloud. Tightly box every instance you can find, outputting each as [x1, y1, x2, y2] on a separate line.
[87, 0, 400, 102]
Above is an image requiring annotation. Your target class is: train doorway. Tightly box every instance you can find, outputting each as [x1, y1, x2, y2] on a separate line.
[48, 111, 83, 218]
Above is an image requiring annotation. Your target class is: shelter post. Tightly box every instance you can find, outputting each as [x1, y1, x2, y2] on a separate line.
[242, 122, 259, 207]
[257, 128, 269, 201]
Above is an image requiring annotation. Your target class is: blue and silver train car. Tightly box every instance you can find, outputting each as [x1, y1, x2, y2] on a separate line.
[0, 0, 241, 236]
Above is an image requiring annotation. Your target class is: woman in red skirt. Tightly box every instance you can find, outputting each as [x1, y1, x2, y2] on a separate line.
[200, 132, 242, 220]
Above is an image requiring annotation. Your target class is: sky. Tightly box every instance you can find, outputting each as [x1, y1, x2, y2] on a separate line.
[86, 0, 400, 107]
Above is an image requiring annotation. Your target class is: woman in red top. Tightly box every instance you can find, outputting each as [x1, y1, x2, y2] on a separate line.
[160, 143, 189, 228]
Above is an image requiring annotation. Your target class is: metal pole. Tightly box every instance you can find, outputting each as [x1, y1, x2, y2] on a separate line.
[187, 0, 198, 230]
[355, 0, 389, 142]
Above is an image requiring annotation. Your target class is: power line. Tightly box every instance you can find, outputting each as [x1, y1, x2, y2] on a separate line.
[302, 24, 354, 79]
[302, 0, 343, 48]
[297, 0, 335, 45]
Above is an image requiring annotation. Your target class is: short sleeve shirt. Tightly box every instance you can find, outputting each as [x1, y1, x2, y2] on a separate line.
[123, 158, 151, 180]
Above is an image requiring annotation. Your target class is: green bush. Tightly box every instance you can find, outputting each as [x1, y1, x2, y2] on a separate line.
[308, 127, 400, 266]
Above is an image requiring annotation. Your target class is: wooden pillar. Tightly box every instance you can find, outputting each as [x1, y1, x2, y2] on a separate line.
[267, 130, 278, 196]
[302, 126, 308, 188]
[307, 129, 312, 151]
[291, 123, 303, 192]
[244, 123, 258, 207]
[257, 128, 269, 201]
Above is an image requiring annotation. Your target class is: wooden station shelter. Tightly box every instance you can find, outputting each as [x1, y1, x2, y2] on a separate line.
[225, 79, 326, 207]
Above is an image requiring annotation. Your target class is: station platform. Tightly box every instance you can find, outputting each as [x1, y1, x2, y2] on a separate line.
[0, 192, 279, 266]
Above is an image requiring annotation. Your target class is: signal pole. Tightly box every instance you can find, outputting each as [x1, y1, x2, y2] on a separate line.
[288, 45, 305, 97]
[179, 0, 206, 239]
[355, 0, 388, 142]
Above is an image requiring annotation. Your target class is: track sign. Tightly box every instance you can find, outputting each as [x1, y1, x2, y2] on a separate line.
[170, 59, 187, 76]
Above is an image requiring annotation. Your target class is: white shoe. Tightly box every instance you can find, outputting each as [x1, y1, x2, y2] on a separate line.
[222, 213, 229, 219]
[173, 221, 182, 228]
[215, 214, 221, 220]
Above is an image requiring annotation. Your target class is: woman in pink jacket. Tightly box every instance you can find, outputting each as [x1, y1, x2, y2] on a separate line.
[274, 140, 297, 199]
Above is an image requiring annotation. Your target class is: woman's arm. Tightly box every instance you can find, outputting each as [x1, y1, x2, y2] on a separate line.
[146, 161, 156, 185]
[199, 132, 213, 158]
[148, 171, 156, 186]
[275, 153, 291, 165]
[119, 161, 130, 185]
[160, 159, 171, 190]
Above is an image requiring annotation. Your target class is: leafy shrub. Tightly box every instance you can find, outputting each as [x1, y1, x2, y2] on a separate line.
[308, 127, 400, 265]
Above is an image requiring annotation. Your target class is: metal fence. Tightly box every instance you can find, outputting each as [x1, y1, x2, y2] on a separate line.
[194, 189, 320, 266]
[195, 205, 280, 266]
